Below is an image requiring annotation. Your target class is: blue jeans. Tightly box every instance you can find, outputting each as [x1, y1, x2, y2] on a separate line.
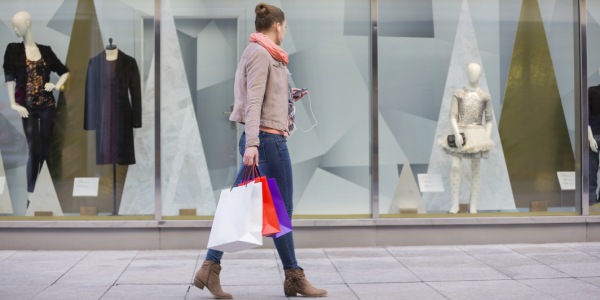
[590, 135, 600, 204]
[206, 131, 300, 269]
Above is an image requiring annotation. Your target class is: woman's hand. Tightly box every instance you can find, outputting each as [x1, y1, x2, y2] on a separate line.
[292, 88, 308, 101]
[243, 146, 259, 166]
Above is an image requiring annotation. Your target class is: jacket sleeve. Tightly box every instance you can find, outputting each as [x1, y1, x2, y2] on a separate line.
[3, 43, 16, 82]
[243, 49, 270, 147]
[129, 58, 142, 128]
[46, 46, 69, 76]
[84, 59, 96, 130]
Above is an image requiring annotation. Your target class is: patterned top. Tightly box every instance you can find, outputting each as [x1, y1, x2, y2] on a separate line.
[3, 43, 68, 108]
[25, 58, 54, 110]
[450, 87, 493, 127]
[287, 80, 296, 134]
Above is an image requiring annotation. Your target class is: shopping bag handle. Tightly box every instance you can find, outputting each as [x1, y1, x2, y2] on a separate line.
[230, 165, 262, 190]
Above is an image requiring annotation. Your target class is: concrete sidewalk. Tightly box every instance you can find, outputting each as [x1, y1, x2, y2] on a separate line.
[2, 243, 600, 300]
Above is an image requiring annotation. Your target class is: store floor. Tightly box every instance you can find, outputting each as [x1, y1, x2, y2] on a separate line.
[2, 243, 600, 299]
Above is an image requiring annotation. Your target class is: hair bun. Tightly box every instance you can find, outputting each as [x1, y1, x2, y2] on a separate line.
[255, 2, 270, 18]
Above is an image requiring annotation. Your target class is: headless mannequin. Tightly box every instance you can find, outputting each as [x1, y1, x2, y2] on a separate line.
[589, 67, 600, 154]
[448, 63, 492, 214]
[6, 11, 69, 202]
[589, 67, 600, 204]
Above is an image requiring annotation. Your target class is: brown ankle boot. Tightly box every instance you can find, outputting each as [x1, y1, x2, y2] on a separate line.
[284, 268, 327, 297]
[194, 260, 233, 299]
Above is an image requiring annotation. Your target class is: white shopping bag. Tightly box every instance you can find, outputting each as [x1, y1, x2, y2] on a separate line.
[207, 181, 263, 253]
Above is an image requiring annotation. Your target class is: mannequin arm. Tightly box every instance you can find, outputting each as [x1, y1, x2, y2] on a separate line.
[44, 72, 69, 92]
[6, 81, 28, 118]
[450, 117, 463, 147]
[589, 126, 598, 153]
[485, 122, 492, 138]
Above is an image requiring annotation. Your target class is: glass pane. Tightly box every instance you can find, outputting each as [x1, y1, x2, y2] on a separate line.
[588, 1, 600, 215]
[378, 0, 579, 217]
[161, 0, 372, 218]
[159, 1, 243, 218]
[0, 1, 155, 219]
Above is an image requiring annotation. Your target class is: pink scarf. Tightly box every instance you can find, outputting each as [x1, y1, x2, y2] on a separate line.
[249, 32, 289, 65]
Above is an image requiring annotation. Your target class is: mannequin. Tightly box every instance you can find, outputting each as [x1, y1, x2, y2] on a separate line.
[4, 11, 69, 207]
[84, 38, 140, 214]
[84, 39, 141, 166]
[588, 67, 600, 205]
[440, 63, 494, 214]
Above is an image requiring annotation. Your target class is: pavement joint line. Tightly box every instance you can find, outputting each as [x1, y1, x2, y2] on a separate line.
[98, 250, 141, 299]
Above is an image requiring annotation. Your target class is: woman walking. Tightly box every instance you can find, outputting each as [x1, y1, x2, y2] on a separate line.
[194, 2, 327, 299]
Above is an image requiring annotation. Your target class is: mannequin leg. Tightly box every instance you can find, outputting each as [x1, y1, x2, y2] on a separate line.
[469, 158, 481, 214]
[449, 156, 462, 214]
[590, 137, 600, 204]
[27, 192, 33, 209]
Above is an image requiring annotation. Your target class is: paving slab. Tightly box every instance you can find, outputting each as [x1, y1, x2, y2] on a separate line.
[519, 278, 600, 300]
[578, 276, 600, 288]
[186, 284, 287, 300]
[101, 284, 189, 300]
[31, 283, 111, 300]
[0, 250, 15, 261]
[565, 243, 600, 254]
[217, 258, 282, 286]
[325, 247, 392, 258]
[474, 253, 569, 279]
[349, 282, 446, 300]
[458, 245, 516, 256]
[398, 255, 509, 282]
[428, 280, 553, 300]
[330, 257, 420, 284]
[526, 252, 600, 265]
[507, 244, 580, 255]
[386, 246, 466, 257]
[117, 257, 197, 285]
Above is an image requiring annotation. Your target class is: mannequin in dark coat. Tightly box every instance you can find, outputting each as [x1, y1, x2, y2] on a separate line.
[84, 50, 141, 165]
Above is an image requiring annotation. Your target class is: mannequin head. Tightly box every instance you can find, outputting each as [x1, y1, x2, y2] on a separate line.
[255, 2, 286, 45]
[11, 11, 32, 38]
[467, 63, 482, 87]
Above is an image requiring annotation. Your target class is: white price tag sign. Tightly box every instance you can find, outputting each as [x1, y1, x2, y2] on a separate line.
[73, 177, 100, 197]
[556, 172, 575, 191]
[417, 174, 444, 192]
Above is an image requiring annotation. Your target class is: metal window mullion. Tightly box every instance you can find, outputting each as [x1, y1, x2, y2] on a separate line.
[577, 0, 589, 216]
[370, 0, 380, 219]
[154, 0, 162, 221]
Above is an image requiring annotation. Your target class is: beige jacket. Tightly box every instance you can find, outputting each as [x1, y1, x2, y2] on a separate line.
[230, 42, 290, 147]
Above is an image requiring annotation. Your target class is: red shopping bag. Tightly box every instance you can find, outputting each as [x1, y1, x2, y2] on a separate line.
[266, 178, 292, 238]
[256, 176, 281, 236]
[239, 167, 281, 237]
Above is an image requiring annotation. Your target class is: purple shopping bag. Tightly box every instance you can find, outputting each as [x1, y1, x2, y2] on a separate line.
[267, 178, 293, 238]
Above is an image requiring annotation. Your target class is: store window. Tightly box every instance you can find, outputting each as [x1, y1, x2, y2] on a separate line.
[161, 0, 372, 219]
[0, 0, 155, 219]
[378, 0, 581, 217]
[0, 0, 588, 221]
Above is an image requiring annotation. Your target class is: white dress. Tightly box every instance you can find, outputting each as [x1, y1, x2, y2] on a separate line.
[439, 87, 495, 159]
